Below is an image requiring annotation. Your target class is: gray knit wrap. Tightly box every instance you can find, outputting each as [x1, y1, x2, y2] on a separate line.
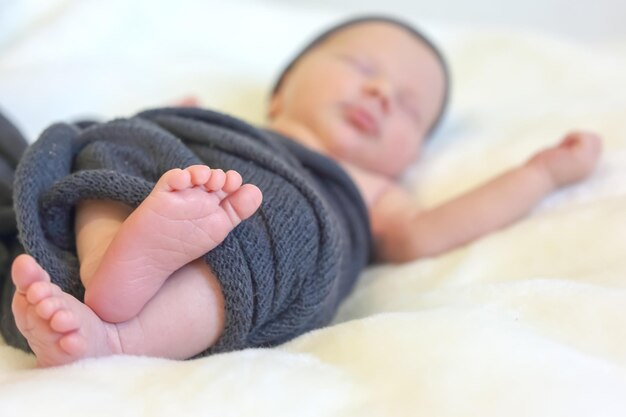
[0, 109, 28, 350]
[0, 107, 371, 355]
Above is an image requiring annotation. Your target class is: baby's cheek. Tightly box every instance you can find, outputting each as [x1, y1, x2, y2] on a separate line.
[390, 145, 411, 166]
[328, 124, 360, 157]
[390, 122, 417, 151]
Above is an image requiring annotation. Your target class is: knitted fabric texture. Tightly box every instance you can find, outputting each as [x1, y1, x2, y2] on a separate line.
[0, 107, 372, 354]
[0, 110, 28, 351]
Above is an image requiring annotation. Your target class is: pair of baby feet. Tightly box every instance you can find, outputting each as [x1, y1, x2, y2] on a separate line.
[12, 165, 262, 367]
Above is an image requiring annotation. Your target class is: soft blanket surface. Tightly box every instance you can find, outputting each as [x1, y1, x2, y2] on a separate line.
[1, 1, 626, 416]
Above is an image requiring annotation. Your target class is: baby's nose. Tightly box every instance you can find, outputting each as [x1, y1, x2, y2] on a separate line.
[363, 76, 392, 112]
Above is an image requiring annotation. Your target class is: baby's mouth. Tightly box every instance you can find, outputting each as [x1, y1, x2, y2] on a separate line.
[343, 105, 380, 137]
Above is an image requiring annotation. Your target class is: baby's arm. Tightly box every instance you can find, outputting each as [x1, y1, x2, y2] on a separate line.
[372, 132, 602, 262]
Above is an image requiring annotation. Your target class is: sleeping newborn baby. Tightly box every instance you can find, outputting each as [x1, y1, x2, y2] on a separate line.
[8, 16, 601, 366]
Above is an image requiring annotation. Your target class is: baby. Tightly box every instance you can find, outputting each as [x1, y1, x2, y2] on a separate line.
[10, 17, 601, 366]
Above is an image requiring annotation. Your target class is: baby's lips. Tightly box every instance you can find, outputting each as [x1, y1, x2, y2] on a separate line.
[344, 104, 381, 137]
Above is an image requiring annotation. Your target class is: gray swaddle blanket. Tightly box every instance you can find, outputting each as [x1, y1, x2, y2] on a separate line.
[0, 107, 372, 355]
[0, 110, 28, 351]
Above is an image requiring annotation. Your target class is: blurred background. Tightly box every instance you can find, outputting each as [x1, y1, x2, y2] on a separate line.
[1, 0, 625, 140]
[266, 0, 626, 42]
[2, 0, 626, 47]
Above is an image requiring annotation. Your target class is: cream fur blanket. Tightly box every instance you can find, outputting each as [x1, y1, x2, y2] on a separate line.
[1, 1, 625, 415]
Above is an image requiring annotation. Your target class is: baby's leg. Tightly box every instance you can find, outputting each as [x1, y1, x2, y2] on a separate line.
[80, 165, 262, 323]
[11, 254, 225, 366]
[75, 199, 132, 288]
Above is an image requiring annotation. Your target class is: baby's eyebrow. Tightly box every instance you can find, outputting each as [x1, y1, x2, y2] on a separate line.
[334, 51, 367, 60]
[335, 52, 380, 73]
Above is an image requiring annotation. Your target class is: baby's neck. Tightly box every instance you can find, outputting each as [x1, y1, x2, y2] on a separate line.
[266, 118, 394, 208]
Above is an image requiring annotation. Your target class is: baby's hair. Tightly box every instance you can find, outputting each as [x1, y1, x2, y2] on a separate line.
[270, 15, 451, 137]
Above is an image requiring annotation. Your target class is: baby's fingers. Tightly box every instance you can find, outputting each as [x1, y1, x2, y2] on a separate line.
[585, 133, 603, 155]
[560, 135, 580, 149]
[562, 131, 601, 149]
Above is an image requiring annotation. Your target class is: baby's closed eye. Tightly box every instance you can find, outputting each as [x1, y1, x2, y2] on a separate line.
[337, 53, 377, 76]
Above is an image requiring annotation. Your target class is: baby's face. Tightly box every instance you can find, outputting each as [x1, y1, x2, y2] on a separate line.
[269, 21, 447, 177]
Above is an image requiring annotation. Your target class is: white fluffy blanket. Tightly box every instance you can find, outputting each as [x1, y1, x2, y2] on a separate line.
[1, 1, 626, 415]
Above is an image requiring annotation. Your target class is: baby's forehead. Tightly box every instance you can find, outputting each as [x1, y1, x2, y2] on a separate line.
[308, 21, 444, 76]
[317, 21, 427, 48]
[274, 17, 447, 81]
[274, 20, 449, 99]
[311, 22, 443, 78]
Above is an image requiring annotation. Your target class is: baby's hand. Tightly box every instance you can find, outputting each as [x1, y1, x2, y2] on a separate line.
[526, 131, 602, 188]
[176, 96, 200, 107]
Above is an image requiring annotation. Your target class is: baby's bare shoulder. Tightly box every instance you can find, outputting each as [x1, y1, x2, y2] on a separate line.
[369, 184, 422, 262]
[338, 161, 420, 254]
[370, 183, 420, 227]
[340, 162, 394, 208]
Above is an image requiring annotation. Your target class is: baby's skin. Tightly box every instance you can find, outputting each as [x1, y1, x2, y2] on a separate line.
[11, 166, 262, 366]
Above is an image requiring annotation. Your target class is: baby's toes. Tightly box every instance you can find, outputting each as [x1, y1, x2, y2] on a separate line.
[35, 296, 65, 320]
[50, 309, 80, 333]
[59, 332, 87, 357]
[26, 281, 57, 305]
[220, 183, 263, 225]
[157, 168, 193, 191]
[11, 291, 31, 333]
[222, 170, 243, 193]
[206, 169, 226, 191]
[187, 165, 212, 186]
[11, 254, 51, 294]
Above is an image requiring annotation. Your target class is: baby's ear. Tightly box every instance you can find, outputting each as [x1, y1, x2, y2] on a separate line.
[267, 93, 283, 120]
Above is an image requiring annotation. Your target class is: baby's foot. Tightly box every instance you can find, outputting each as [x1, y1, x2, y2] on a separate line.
[11, 254, 120, 367]
[85, 165, 263, 323]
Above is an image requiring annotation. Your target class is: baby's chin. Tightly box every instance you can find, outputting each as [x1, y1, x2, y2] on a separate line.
[335, 142, 414, 178]
[323, 125, 363, 159]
